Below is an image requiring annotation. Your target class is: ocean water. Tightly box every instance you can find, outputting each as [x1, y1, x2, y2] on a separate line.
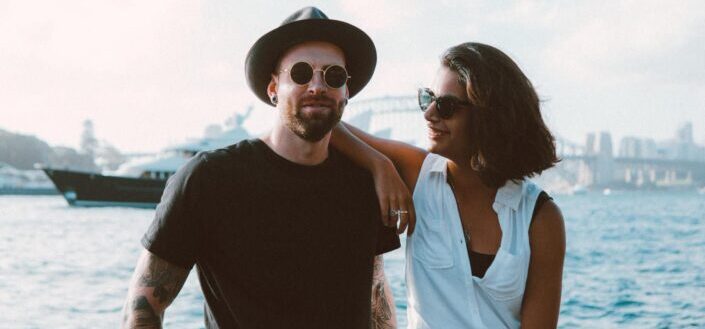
[0, 192, 704, 328]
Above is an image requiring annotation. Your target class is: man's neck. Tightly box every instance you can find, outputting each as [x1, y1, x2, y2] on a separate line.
[261, 121, 330, 166]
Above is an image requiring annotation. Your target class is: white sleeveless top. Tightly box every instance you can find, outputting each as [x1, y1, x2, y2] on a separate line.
[406, 153, 543, 329]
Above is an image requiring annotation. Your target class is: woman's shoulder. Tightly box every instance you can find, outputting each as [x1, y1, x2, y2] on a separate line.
[529, 198, 565, 247]
[410, 153, 449, 196]
[414, 153, 446, 180]
[421, 153, 447, 172]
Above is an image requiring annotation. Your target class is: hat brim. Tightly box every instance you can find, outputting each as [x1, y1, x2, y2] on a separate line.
[245, 19, 376, 106]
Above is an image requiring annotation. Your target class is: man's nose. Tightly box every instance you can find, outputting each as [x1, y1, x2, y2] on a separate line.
[307, 71, 326, 94]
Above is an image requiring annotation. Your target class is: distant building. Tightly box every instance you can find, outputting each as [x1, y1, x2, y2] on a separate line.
[618, 137, 658, 159]
[617, 122, 703, 163]
[676, 122, 693, 144]
[652, 122, 705, 162]
[619, 137, 642, 158]
[585, 133, 596, 156]
[594, 131, 615, 186]
[642, 139, 658, 159]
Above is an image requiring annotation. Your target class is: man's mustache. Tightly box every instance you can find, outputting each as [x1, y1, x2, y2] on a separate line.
[299, 95, 337, 107]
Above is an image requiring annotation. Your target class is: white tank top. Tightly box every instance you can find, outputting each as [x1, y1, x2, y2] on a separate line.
[406, 153, 543, 328]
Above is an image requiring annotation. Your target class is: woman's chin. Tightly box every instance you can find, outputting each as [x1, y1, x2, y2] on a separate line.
[426, 141, 447, 156]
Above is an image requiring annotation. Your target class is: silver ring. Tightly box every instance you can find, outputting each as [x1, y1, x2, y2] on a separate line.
[390, 209, 409, 221]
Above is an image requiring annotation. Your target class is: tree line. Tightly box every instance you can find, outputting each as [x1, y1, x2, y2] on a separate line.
[0, 128, 99, 172]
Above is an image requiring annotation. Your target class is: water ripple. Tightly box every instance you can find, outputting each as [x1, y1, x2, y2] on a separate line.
[2, 192, 705, 328]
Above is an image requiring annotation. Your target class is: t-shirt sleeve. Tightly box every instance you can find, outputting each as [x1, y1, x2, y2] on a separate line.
[375, 221, 401, 255]
[141, 153, 208, 270]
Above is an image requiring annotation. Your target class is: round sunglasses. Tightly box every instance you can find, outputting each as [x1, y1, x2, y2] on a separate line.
[417, 87, 472, 119]
[279, 62, 350, 89]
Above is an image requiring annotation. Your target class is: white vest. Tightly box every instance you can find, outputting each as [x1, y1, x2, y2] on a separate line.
[406, 153, 543, 329]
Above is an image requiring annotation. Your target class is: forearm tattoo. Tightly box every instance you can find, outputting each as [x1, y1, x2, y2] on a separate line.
[125, 296, 162, 328]
[122, 253, 187, 328]
[138, 257, 184, 304]
[371, 256, 394, 329]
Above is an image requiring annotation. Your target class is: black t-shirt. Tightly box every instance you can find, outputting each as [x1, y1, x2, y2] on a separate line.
[141, 139, 400, 329]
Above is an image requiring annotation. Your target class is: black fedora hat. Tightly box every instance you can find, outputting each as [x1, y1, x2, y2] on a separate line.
[245, 7, 377, 106]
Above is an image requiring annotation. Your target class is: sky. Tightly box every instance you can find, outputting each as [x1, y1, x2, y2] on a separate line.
[1, 0, 704, 153]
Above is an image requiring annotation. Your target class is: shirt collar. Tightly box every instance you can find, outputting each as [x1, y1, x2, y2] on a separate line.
[430, 154, 524, 211]
[494, 179, 524, 211]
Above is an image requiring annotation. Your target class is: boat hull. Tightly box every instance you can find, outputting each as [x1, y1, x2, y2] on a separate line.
[42, 168, 166, 208]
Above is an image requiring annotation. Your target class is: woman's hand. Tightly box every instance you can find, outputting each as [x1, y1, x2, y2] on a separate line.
[372, 158, 416, 235]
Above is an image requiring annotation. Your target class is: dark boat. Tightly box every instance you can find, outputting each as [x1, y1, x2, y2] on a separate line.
[42, 168, 165, 208]
[42, 110, 253, 207]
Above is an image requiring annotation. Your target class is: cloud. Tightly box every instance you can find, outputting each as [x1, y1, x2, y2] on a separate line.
[0, 0, 253, 151]
[486, 0, 562, 27]
[2, 0, 703, 151]
[0, 1, 207, 81]
[541, 1, 705, 85]
[338, 0, 422, 31]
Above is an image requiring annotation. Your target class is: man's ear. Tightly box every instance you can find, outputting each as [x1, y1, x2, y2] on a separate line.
[267, 74, 278, 105]
[267, 75, 278, 96]
[344, 85, 350, 104]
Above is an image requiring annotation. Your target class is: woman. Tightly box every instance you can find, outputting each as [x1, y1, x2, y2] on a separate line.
[332, 42, 565, 328]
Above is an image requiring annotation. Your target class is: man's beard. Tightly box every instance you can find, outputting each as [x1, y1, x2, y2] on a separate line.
[284, 95, 345, 142]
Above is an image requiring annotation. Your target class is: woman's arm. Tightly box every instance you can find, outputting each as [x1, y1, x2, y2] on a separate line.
[520, 200, 566, 328]
[331, 122, 427, 234]
[336, 122, 427, 188]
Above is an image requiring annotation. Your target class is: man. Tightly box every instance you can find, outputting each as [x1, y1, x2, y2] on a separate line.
[121, 7, 400, 329]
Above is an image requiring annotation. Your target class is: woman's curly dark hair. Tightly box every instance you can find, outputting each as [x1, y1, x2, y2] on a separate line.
[441, 42, 559, 188]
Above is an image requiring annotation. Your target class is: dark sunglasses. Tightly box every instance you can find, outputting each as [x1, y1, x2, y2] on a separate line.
[418, 87, 472, 119]
[280, 62, 350, 89]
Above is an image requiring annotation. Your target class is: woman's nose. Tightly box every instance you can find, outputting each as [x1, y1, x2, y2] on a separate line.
[424, 101, 440, 122]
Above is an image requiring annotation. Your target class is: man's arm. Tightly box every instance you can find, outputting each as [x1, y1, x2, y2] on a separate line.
[371, 255, 396, 329]
[121, 250, 190, 328]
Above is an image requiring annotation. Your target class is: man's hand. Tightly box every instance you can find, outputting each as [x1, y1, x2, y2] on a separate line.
[371, 256, 396, 329]
[121, 250, 189, 328]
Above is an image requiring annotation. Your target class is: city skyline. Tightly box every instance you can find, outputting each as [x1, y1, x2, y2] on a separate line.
[2, 0, 704, 152]
[584, 121, 705, 160]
